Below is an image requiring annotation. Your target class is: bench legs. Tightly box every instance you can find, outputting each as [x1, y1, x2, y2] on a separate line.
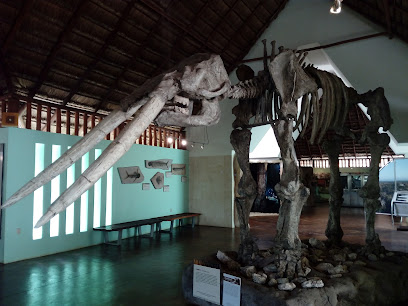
[137, 223, 160, 238]
[102, 230, 123, 247]
[160, 216, 198, 234]
[101, 218, 198, 245]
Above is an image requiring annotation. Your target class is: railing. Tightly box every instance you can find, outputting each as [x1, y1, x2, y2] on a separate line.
[299, 157, 396, 169]
[1, 100, 186, 150]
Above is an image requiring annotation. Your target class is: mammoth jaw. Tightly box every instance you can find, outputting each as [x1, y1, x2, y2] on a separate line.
[161, 95, 192, 116]
[155, 98, 221, 127]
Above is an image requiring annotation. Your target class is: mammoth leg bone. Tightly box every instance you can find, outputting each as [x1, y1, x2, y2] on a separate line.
[1, 103, 146, 209]
[230, 128, 258, 264]
[35, 94, 168, 228]
[358, 132, 390, 254]
[273, 119, 309, 251]
[323, 136, 344, 245]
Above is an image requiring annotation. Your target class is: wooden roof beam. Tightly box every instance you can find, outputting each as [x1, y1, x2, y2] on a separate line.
[94, 1, 185, 112]
[220, 1, 263, 55]
[0, 52, 13, 95]
[63, 0, 137, 106]
[204, 0, 240, 45]
[377, 0, 393, 38]
[139, 0, 219, 55]
[1, 0, 34, 54]
[149, 0, 216, 77]
[28, 1, 89, 99]
[230, 0, 288, 73]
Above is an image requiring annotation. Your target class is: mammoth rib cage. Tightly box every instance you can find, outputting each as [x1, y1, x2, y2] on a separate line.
[293, 68, 350, 144]
[231, 67, 351, 143]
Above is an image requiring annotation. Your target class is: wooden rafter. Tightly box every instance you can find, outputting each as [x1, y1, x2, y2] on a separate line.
[62, 0, 137, 106]
[230, 0, 288, 72]
[139, 0, 220, 55]
[93, 11, 170, 112]
[148, 0, 216, 77]
[0, 52, 13, 95]
[380, 0, 394, 38]
[1, 0, 34, 54]
[203, 0, 241, 46]
[93, 0, 189, 112]
[28, 0, 88, 99]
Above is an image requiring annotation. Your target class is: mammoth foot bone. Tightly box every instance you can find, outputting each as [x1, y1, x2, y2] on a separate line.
[1, 53, 231, 228]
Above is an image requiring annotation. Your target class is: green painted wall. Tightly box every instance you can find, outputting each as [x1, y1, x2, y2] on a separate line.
[0, 133, 7, 263]
[0, 127, 188, 263]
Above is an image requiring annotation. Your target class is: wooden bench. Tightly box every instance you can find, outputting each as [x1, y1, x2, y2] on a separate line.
[158, 213, 201, 233]
[94, 217, 163, 246]
[391, 191, 408, 226]
[93, 213, 201, 246]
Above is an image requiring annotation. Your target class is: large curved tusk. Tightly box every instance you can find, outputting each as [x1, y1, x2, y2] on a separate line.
[1, 102, 145, 209]
[198, 82, 230, 99]
[35, 95, 166, 228]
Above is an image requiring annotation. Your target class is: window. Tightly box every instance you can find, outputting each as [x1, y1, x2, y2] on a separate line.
[80, 153, 89, 232]
[50, 145, 61, 237]
[33, 143, 45, 240]
[66, 146, 75, 235]
[106, 167, 113, 226]
[93, 149, 102, 228]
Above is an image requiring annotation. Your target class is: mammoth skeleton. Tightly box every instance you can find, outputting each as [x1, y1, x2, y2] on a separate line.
[231, 41, 392, 259]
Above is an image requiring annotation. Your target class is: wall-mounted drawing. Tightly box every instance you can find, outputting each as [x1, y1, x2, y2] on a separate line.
[118, 166, 144, 184]
[163, 185, 170, 192]
[165, 171, 172, 178]
[142, 183, 150, 190]
[171, 164, 186, 175]
[181, 176, 188, 183]
[145, 159, 172, 170]
[151, 172, 164, 189]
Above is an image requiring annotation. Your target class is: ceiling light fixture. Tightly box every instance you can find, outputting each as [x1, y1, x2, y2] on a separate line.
[167, 137, 174, 144]
[330, 0, 342, 14]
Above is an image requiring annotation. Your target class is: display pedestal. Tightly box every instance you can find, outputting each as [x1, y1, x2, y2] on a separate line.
[182, 252, 408, 305]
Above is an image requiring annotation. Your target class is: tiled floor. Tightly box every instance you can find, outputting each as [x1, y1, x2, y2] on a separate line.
[1, 205, 407, 305]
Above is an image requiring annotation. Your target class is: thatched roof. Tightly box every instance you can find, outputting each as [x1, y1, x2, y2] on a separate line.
[0, 0, 288, 112]
[0, 0, 405, 158]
